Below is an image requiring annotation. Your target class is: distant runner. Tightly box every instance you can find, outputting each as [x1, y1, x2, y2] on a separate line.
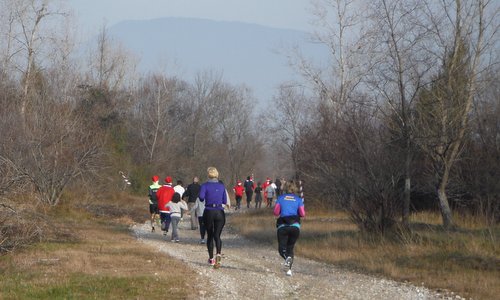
[148, 175, 161, 232]
[157, 176, 175, 237]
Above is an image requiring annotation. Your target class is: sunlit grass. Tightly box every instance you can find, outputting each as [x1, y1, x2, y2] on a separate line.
[231, 208, 500, 300]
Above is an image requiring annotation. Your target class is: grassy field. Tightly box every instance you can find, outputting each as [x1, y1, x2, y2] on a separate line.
[230, 208, 500, 300]
[0, 195, 198, 300]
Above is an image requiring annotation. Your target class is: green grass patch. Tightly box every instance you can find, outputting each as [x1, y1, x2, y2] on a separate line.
[1, 272, 183, 300]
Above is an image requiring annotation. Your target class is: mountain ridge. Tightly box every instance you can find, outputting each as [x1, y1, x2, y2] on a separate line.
[107, 17, 328, 102]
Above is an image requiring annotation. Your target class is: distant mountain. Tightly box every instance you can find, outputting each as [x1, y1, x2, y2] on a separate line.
[108, 17, 329, 103]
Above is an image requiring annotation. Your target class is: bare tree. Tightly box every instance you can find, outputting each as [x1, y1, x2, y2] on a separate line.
[186, 71, 226, 159]
[0, 0, 68, 119]
[415, 0, 498, 228]
[269, 84, 312, 179]
[363, 0, 436, 227]
[458, 67, 500, 223]
[213, 84, 257, 184]
[133, 74, 182, 165]
[88, 23, 137, 91]
[295, 0, 365, 113]
[24, 78, 104, 206]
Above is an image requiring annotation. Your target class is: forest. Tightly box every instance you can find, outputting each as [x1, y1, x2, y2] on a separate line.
[0, 0, 499, 254]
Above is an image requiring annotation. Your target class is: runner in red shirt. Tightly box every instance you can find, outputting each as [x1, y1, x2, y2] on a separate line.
[156, 176, 175, 236]
[233, 180, 244, 210]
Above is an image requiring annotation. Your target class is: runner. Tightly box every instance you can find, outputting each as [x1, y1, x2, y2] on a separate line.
[166, 192, 189, 242]
[233, 180, 244, 210]
[156, 176, 175, 237]
[173, 180, 186, 219]
[199, 167, 228, 269]
[148, 175, 161, 232]
[183, 176, 201, 230]
[193, 196, 206, 244]
[262, 177, 271, 204]
[243, 176, 254, 208]
[265, 180, 276, 208]
[273, 180, 306, 276]
[254, 181, 263, 208]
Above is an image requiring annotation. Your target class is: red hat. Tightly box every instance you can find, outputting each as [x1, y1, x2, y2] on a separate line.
[152, 175, 159, 182]
[237, 180, 242, 184]
[266, 177, 270, 181]
[164, 176, 172, 184]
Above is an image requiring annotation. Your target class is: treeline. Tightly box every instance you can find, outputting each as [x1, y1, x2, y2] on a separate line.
[0, 0, 499, 255]
[0, 0, 268, 253]
[273, 0, 500, 231]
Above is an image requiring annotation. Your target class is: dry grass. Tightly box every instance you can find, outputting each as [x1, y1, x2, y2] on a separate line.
[231, 209, 500, 300]
[0, 194, 198, 299]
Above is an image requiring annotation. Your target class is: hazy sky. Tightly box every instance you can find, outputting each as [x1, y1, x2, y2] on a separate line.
[67, 0, 313, 33]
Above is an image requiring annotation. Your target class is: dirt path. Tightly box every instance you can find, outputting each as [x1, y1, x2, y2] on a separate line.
[132, 210, 447, 300]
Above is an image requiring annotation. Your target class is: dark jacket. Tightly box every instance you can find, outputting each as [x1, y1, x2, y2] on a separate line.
[244, 180, 254, 192]
[183, 182, 201, 203]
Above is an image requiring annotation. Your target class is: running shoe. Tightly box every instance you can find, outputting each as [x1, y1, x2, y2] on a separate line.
[286, 269, 293, 276]
[200, 239, 205, 244]
[284, 256, 293, 269]
[214, 254, 222, 269]
[208, 258, 215, 266]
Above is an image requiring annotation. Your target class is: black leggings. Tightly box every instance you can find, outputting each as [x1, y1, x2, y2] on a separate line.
[245, 191, 253, 207]
[277, 226, 300, 259]
[203, 209, 226, 258]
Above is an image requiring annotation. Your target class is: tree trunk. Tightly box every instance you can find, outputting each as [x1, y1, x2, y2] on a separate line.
[437, 166, 454, 228]
[402, 138, 411, 228]
[403, 175, 411, 227]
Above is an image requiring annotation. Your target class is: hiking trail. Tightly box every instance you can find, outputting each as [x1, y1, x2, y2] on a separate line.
[132, 210, 457, 300]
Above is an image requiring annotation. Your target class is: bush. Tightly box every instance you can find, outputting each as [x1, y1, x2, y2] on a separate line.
[0, 203, 44, 254]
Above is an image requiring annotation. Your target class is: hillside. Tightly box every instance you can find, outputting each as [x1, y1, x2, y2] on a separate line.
[107, 17, 329, 103]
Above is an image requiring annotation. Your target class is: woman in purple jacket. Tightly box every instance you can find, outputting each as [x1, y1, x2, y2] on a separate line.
[199, 167, 228, 269]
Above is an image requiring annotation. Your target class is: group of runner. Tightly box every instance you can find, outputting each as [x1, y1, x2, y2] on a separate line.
[233, 176, 286, 210]
[147, 168, 305, 275]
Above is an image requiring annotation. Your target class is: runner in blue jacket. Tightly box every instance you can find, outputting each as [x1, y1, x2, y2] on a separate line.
[273, 180, 306, 276]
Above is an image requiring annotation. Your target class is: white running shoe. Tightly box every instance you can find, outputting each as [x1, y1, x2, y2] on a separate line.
[286, 269, 293, 276]
[284, 256, 293, 268]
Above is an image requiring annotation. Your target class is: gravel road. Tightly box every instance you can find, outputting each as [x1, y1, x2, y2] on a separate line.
[132, 210, 456, 300]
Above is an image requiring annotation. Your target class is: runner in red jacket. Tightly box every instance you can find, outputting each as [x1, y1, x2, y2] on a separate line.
[262, 177, 271, 200]
[233, 180, 244, 210]
[157, 176, 175, 236]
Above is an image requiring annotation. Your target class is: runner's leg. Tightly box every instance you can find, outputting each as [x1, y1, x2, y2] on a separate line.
[203, 210, 215, 259]
[277, 227, 288, 259]
[171, 216, 180, 240]
[198, 216, 206, 240]
[213, 210, 226, 255]
[286, 227, 300, 258]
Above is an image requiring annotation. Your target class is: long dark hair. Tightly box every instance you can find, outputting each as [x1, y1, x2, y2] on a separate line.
[172, 192, 181, 203]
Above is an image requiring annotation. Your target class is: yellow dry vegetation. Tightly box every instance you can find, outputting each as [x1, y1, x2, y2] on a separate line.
[231, 209, 499, 300]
